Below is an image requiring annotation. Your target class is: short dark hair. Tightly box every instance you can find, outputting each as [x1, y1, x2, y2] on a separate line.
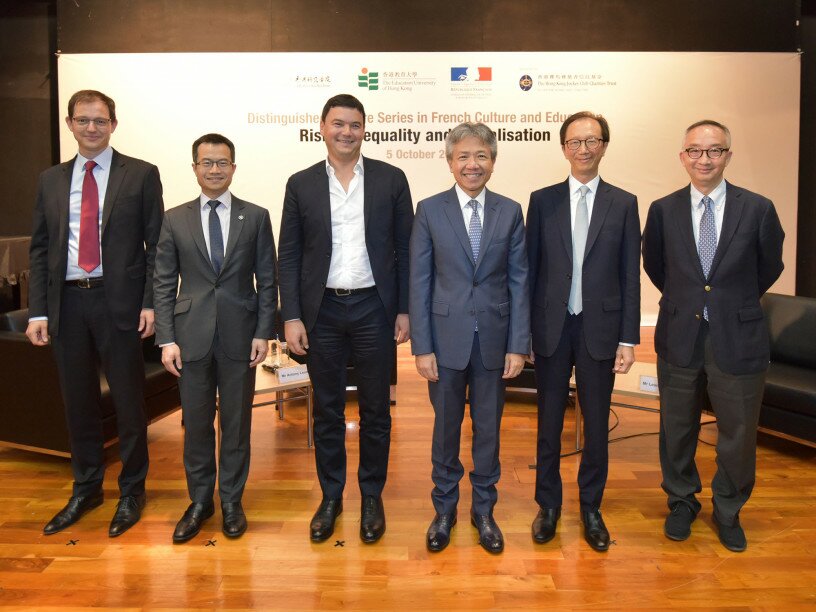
[192, 133, 236, 162]
[685, 119, 732, 147]
[321, 94, 366, 123]
[67, 89, 117, 122]
[445, 122, 498, 161]
[559, 111, 610, 145]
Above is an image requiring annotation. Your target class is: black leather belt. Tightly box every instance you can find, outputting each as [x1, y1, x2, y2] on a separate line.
[65, 277, 104, 289]
[325, 286, 377, 296]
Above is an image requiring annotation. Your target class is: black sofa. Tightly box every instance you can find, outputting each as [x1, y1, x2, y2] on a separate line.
[0, 309, 180, 456]
[759, 293, 816, 445]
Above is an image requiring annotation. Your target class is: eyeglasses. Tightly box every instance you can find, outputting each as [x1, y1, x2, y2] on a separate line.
[684, 147, 729, 159]
[195, 159, 233, 169]
[564, 137, 604, 151]
[72, 117, 112, 128]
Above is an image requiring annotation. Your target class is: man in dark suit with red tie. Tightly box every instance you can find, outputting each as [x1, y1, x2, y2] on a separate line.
[643, 120, 784, 552]
[278, 94, 413, 544]
[526, 111, 641, 552]
[27, 90, 164, 537]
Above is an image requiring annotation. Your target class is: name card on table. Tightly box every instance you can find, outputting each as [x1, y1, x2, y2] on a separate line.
[277, 363, 309, 383]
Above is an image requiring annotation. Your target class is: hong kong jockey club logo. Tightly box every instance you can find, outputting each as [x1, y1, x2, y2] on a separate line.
[519, 74, 533, 91]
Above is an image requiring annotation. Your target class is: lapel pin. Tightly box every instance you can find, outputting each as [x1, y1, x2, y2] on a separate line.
[238, 215, 244, 220]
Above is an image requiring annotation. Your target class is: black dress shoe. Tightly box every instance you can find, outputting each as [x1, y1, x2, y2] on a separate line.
[360, 496, 386, 543]
[713, 513, 747, 552]
[108, 493, 146, 537]
[222, 502, 247, 538]
[664, 503, 696, 541]
[426, 512, 457, 552]
[470, 512, 504, 554]
[581, 510, 611, 552]
[310, 499, 342, 542]
[173, 502, 215, 543]
[532, 507, 560, 544]
[43, 491, 104, 535]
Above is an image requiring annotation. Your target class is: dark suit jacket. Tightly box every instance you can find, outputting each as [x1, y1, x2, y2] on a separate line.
[527, 178, 641, 361]
[278, 157, 413, 331]
[642, 181, 785, 375]
[153, 196, 277, 362]
[28, 149, 164, 335]
[410, 186, 530, 370]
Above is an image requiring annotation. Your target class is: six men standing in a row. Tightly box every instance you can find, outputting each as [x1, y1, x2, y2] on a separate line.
[25, 90, 784, 557]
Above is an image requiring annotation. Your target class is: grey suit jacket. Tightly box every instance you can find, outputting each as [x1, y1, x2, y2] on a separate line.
[527, 178, 641, 361]
[28, 149, 164, 335]
[409, 186, 530, 371]
[153, 195, 277, 362]
[643, 181, 784, 375]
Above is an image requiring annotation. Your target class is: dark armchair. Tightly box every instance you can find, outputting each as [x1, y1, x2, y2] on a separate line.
[0, 309, 180, 456]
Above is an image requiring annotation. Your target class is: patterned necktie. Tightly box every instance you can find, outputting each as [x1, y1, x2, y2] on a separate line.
[208, 200, 224, 275]
[698, 195, 717, 320]
[467, 199, 482, 261]
[568, 185, 590, 315]
[78, 160, 100, 273]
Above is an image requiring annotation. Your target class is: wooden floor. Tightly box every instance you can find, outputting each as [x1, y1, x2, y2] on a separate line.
[1, 338, 815, 610]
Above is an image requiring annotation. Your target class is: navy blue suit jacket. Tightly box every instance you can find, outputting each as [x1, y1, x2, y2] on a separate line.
[643, 181, 784, 375]
[527, 178, 641, 361]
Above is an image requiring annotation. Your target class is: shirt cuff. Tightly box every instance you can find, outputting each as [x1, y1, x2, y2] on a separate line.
[28, 316, 48, 322]
[618, 342, 636, 347]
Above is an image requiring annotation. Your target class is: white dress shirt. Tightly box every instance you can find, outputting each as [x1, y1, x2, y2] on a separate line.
[65, 146, 114, 280]
[325, 155, 375, 289]
[690, 179, 726, 243]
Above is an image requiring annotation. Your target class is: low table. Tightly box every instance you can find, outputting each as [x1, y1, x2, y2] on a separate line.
[254, 365, 314, 448]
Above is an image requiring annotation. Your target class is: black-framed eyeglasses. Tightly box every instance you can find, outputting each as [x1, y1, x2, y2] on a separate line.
[195, 159, 233, 169]
[72, 117, 112, 128]
[684, 147, 729, 159]
[565, 137, 604, 151]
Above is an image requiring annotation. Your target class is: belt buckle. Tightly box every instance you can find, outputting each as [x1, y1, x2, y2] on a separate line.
[77, 278, 92, 289]
[334, 288, 351, 296]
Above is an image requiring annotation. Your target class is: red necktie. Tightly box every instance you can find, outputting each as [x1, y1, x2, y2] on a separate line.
[78, 160, 100, 273]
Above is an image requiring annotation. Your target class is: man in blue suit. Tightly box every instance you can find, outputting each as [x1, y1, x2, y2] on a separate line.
[410, 122, 530, 553]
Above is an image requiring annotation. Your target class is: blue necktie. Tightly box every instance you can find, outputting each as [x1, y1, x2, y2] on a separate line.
[208, 200, 224, 275]
[467, 199, 482, 261]
[698, 195, 717, 320]
[568, 185, 590, 315]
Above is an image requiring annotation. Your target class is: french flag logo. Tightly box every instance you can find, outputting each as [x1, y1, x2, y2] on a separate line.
[451, 67, 492, 82]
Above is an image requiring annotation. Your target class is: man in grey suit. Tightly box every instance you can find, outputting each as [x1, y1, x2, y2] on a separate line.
[27, 90, 163, 537]
[154, 133, 277, 543]
[410, 122, 530, 553]
[643, 120, 784, 552]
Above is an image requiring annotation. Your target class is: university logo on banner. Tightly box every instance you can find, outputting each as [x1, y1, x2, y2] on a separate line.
[358, 67, 379, 90]
[450, 67, 492, 81]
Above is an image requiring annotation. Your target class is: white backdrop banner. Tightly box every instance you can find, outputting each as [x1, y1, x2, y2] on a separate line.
[58, 52, 799, 319]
